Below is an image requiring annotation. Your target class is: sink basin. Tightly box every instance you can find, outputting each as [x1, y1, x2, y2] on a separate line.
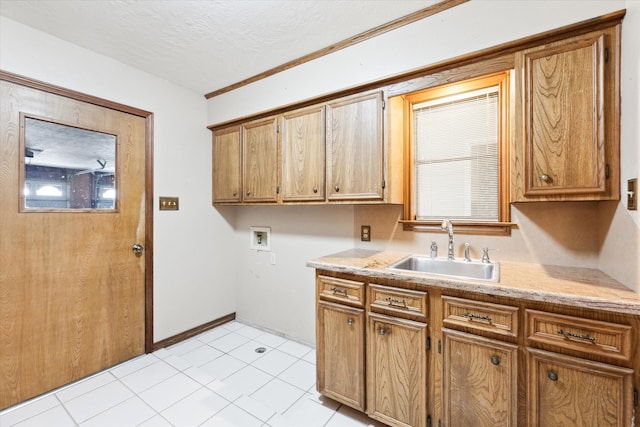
[387, 255, 500, 282]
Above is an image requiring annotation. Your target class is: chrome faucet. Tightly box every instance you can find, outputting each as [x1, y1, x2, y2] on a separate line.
[441, 219, 454, 260]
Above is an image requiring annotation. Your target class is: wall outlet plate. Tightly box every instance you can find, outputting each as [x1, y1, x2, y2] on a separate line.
[250, 226, 271, 251]
[361, 225, 371, 242]
[159, 196, 179, 211]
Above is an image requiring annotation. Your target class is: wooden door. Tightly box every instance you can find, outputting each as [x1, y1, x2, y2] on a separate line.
[527, 348, 634, 427]
[442, 329, 518, 427]
[326, 91, 383, 201]
[0, 79, 148, 409]
[281, 105, 325, 202]
[242, 116, 278, 202]
[367, 312, 427, 427]
[212, 125, 242, 203]
[316, 300, 365, 411]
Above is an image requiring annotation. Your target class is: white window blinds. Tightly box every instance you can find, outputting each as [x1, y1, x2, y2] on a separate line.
[413, 86, 499, 221]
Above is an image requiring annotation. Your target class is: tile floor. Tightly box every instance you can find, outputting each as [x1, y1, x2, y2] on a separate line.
[0, 321, 386, 427]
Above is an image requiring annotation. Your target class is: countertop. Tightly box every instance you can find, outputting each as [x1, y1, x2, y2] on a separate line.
[307, 249, 640, 316]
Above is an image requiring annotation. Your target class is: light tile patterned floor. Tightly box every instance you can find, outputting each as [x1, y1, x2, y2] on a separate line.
[0, 321, 386, 427]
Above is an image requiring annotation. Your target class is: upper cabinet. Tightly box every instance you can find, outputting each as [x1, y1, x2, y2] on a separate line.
[242, 116, 279, 202]
[281, 105, 326, 202]
[212, 126, 242, 203]
[512, 25, 621, 202]
[211, 91, 395, 205]
[327, 92, 384, 201]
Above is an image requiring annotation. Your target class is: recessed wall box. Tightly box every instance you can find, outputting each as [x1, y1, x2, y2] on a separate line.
[250, 226, 271, 251]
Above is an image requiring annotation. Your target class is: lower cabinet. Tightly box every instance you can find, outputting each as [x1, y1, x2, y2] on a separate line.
[316, 300, 366, 411]
[527, 348, 634, 427]
[442, 329, 518, 427]
[367, 312, 428, 427]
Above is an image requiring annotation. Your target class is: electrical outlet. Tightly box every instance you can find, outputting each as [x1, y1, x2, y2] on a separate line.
[628, 179, 637, 211]
[361, 225, 371, 242]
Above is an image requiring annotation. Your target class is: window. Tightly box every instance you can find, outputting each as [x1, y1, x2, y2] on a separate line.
[396, 71, 511, 233]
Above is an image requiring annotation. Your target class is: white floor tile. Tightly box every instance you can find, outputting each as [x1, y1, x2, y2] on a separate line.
[234, 395, 276, 422]
[224, 365, 274, 396]
[269, 396, 336, 427]
[209, 332, 251, 353]
[183, 366, 216, 385]
[63, 380, 134, 423]
[254, 332, 288, 348]
[196, 326, 232, 343]
[200, 354, 247, 380]
[221, 321, 245, 331]
[138, 373, 201, 411]
[278, 360, 316, 391]
[160, 387, 229, 426]
[325, 405, 386, 427]
[56, 372, 115, 403]
[181, 343, 224, 367]
[228, 340, 272, 364]
[79, 396, 155, 427]
[250, 378, 307, 415]
[137, 414, 173, 427]
[201, 403, 263, 427]
[12, 405, 75, 427]
[162, 353, 193, 371]
[207, 379, 243, 402]
[110, 354, 159, 379]
[166, 337, 204, 356]
[234, 325, 266, 340]
[252, 349, 297, 376]
[277, 340, 312, 358]
[0, 395, 60, 426]
[119, 361, 178, 394]
[303, 349, 317, 364]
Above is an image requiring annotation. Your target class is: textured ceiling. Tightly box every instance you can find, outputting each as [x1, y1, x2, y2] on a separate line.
[0, 0, 438, 95]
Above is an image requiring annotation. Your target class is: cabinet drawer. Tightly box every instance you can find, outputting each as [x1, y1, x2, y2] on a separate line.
[368, 284, 428, 321]
[525, 309, 632, 362]
[318, 275, 365, 307]
[442, 296, 519, 338]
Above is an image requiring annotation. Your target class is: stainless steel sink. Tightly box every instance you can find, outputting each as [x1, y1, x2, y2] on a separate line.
[387, 255, 500, 282]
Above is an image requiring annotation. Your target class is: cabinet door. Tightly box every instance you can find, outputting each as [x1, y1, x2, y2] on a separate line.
[367, 312, 427, 427]
[242, 117, 278, 202]
[442, 329, 518, 427]
[281, 105, 325, 201]
[212, 126, 242, 203]
[327, 91, 384, 201]
[514, 27, 620, 201]
[528, 348, 634, 427]
[317, 301, 365, 411]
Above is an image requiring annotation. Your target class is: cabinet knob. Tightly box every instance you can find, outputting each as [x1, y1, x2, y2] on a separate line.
[334, 185, 340, 192]
[490, 355, 501, 366]
[313, 186, 318, 193]
[246, 190, 251, 196]
[347, 318, 354, 326]
[547, 371, 558, 381]
[378, 327, 388, 336]
[232, 191, 237, 197]
[540, 173, 551, 183]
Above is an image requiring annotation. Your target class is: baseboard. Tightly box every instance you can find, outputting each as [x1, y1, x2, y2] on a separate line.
[151, 312, 236, 351]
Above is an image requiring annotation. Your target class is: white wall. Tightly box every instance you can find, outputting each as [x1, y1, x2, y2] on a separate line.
[0, 17, 238, 342]
[208, 0, 639, 344]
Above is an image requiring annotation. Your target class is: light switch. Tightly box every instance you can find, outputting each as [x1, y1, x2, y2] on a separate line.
[628, 179, 637, 211]
[159, 197, 179, 211]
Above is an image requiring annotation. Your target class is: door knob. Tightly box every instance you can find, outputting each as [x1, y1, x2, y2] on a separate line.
[132, 244, 144, 255]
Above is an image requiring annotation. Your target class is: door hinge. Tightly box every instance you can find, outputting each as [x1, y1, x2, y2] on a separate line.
[438, 339, 442, 354]
[382, 180, 386, 189]
[605, 47, 609, 63]
[382, 99, 386, 110]
[276, 124, 280, 133]
[276, 185, 280, 194]
[427, 336, 431, 351]
[605, 164, 610, 179]
[634, 388, 638, 407]
[427, 415, 432, 427]
[438, 420, 442, 427]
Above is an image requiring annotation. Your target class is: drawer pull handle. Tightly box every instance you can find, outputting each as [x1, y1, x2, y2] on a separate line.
[386, 297, 407, 307]
[379, 327, 388, 336]
[464, 312, 492, 322]
[557, 329, 596, 343]
[330, 287, 348, 296]
[547, 371, 558, 381]
[540, 173, 551, 183]
[347, 318, 354, 326]
[490, 355, 501, 366]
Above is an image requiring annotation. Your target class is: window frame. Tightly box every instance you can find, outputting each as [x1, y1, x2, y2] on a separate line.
[397, 71, 513, 235]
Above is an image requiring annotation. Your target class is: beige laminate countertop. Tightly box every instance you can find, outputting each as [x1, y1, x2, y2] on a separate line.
[307, 249, 640, 316]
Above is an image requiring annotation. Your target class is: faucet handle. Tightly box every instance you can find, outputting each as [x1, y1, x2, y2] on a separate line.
[430, 241, 438, 259]
[481, 247, 492, 263]
[464, 243, 471, 262]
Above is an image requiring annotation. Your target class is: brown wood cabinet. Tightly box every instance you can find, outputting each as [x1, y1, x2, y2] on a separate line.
[314, 269, 639, 427]
[512, 25, 621, 202]
[281, 105, 325, 202]
[442, 329, 518, 427]
[242, 116, 279, 202]
[326, 91, 384, 201]
[212, 126, 242, 203]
